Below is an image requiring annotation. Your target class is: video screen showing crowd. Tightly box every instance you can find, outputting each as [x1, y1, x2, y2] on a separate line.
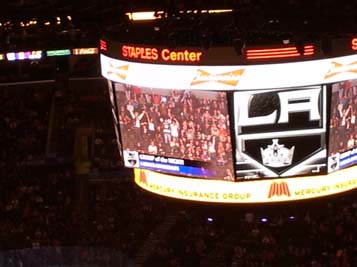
[328, 79, 357, 172]
[115, 83, 235, 181]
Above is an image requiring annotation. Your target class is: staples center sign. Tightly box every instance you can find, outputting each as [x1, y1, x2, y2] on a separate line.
[122, 45, 203, 63]
[134, 166, 357, 203]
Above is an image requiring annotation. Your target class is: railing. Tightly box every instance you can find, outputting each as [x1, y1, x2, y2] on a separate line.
[0, 247, 134, 267]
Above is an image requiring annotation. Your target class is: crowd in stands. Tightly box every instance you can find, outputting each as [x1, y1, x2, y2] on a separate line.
[0, 82, 73, 256]
[92, 126, 122, 171]
[1, 247, 128, 267]
[1, 157, 356, 267]
[0, 78, 166, 266]
[143, 192, 357, 267]
[0, 166, 75, 251]
[0, 70, 356, 267]
[0, 162, 152, 266]
[55, 78, 121, 170]
[70, 56, 101, 78]
[117, 85, 234, 180]
[82, 182, 168, 256]
[0, 56, 100, 84]
[0, 61, 55, 84]
[0, 82, 53, 164]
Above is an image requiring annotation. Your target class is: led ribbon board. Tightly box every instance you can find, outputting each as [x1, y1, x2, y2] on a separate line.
[121, 45, 203, 63]
[246, 45, 315, 60]
[101, 54, 357, 90]
[134, 167, 357, 203]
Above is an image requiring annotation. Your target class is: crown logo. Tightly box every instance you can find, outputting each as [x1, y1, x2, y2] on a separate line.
[260, 139, 295, 168]
[124, 150, 139, 168]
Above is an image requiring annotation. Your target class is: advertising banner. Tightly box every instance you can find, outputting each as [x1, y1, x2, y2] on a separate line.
[134, 166, 357, 203]
[101, 54, 357, 91]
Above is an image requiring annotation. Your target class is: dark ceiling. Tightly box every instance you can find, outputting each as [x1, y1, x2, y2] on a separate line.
[0, 0, 356, 51]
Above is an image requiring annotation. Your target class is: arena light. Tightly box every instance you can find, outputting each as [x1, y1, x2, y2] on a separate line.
[126, 9, 233, 21]
[6, 52, 16, 61]
[47, 49, 71, 57]
[72, 48, 99, 55]
[126, 12, 156, 21]
[207, 9, 233, 14]
[260, 218, 268, 223]
[6, 51, 42, 61]
[303, 45, 315, 56]
[100, 39, 107, 51]
[28, 50, 42, 59]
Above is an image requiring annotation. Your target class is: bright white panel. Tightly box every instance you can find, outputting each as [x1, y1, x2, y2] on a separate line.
[101, 54, 357, 90]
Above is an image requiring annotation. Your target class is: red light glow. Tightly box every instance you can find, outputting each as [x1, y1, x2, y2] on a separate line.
[246, 45, 315, 60]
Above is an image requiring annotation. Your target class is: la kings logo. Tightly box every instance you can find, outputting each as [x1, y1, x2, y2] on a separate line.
[234, 86, 327, 179]
[261, 139, 295, 167]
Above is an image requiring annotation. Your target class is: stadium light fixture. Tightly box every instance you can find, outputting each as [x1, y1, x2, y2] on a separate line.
[126, 9, 233, 21]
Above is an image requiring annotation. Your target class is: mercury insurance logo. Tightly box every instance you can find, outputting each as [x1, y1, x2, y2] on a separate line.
[139, 170, 148, 186]
[190, 68, 245, 87]
[268, 181, 291, 198]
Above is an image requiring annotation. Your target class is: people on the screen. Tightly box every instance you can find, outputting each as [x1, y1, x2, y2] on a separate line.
[329, 81, 357, 155]
[116, 85, 233, 179]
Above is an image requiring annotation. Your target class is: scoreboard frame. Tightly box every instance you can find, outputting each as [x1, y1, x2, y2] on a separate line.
[101, 40, 357, 203]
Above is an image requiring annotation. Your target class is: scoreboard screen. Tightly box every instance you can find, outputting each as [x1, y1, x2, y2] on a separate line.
[234, 86, 327, 179]
[101, 42, 357, 202]
[115, 83, 235, 180]
[328, 79, 357, 172]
